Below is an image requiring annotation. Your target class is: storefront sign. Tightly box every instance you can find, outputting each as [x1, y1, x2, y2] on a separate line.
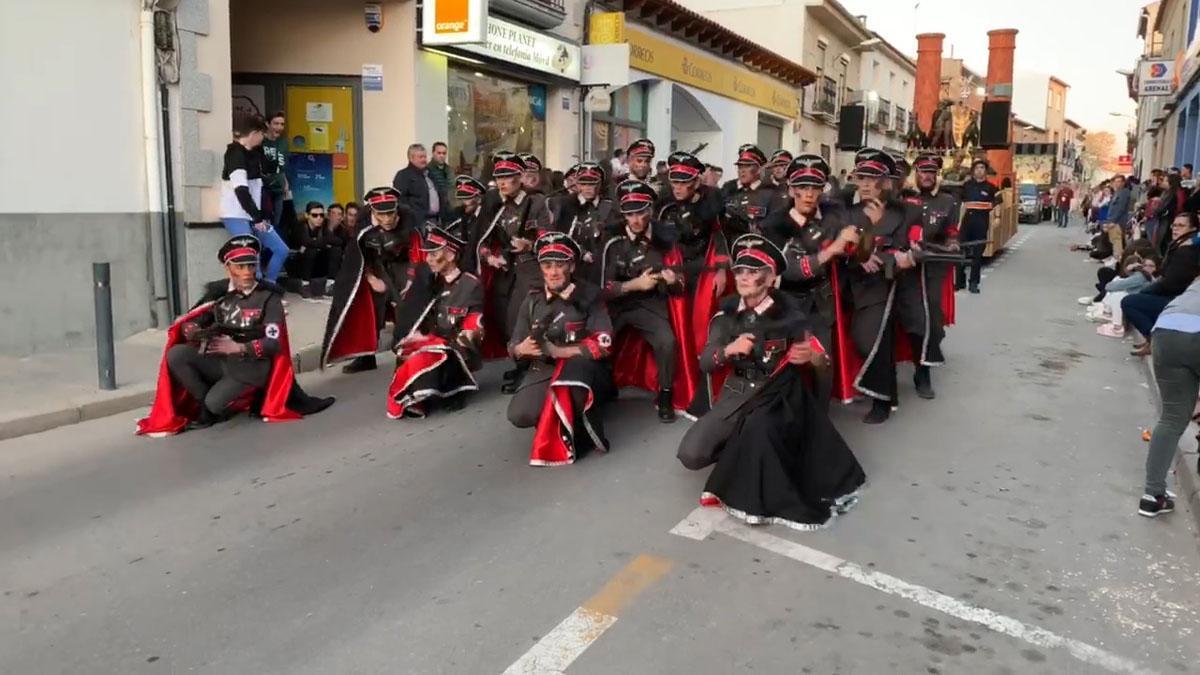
[1138, 58, 1176, 97]
[589, 12, 625, 45]
[422, 0, 488, 45]
[601, 27, 799, 118]
[457, 17, 580, 80]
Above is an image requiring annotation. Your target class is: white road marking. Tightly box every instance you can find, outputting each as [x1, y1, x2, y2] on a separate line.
[670, 508, 1152, 675]
[502, 607, 618, 675]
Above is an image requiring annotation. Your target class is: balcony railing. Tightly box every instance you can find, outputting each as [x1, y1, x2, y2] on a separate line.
[876, 99, 891, 129]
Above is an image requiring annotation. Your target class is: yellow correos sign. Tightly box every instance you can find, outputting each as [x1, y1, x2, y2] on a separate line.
[610, 27, 798, 118]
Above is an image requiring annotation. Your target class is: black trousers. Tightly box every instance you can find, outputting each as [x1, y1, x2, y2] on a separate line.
[167, 344, 264, 415]
[612, 303, 677, 390]
[300, 245, 343, 286]
[958, 222, 988, 288]
[1095, 267, 1118, 300]
[677, 380, 755, 470]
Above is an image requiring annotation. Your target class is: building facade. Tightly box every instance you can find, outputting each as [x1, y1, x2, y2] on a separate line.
[587, 1, 812, 174]
[857, 33, 917, 156]
[1132, 0, 1199, 176]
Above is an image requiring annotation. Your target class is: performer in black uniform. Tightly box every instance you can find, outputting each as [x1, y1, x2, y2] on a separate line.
[555, 162, 616, 284]
[445, 175, 486, 273]
[720, 144, 776, 237]
[322, 186, 426, 374]
[139, 236, 335, 434]
[473, 151, 554, 393]
[602, 180, 685, 422]
[958, 158, 999, 293]
[519, 153, 545, 195]
[765, 149, 795, 207]
[624, 138, 660, 195]
[844, 148, 915, 424]
[506, 232, 615, 466]
[387, 226, 484, 418]
[764, 154, 859, 406]
[677, 235, 865, 529]
[905, 153, 961, 396]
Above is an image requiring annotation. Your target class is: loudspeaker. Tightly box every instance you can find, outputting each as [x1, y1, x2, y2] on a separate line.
[979, 100, 1011, 149]
[837, 105, 865, 150]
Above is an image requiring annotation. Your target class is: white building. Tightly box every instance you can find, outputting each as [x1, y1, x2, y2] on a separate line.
[856, 33, 917, 156]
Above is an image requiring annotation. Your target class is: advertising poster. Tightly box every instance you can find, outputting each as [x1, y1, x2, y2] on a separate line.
[287, 153, 335, 208]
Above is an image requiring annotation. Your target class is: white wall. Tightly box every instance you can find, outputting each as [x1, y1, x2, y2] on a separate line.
[1012, 71, 1050, 129]
[0, 0, 148, 213]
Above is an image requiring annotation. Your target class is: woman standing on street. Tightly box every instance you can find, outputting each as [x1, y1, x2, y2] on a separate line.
[1140, 273, 1200, 517]
[220, 115, 291, 283]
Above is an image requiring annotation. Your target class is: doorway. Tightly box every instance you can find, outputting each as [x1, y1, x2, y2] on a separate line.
[670, 85, 721, 163]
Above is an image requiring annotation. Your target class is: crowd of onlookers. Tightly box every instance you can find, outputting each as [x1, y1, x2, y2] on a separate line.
[1069, 164, 1200, 518]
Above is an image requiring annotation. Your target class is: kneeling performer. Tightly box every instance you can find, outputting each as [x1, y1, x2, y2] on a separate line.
[506, 232, 615, 466]
[387, 226, 484, 418]
[676, 235, 865, 530]
[137, 236, 335, 435]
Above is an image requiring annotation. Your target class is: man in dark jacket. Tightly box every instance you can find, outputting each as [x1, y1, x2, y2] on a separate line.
[392, 143, 445, 226]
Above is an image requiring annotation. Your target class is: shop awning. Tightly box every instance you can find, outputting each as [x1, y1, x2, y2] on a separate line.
[608, 0, 818, 87]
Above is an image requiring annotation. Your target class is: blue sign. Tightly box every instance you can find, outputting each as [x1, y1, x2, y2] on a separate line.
[529, 84, 546, 121]
[287, 153, 334, 208]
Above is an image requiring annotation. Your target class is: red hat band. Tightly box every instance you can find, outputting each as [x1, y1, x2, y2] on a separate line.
[789, 168, 826, 183]
[367, 194, 398, 206]
[736, 248, 777, 272]
[223, 247, 259, 263]
[854, 159, 888, 175]
[494, 160, 523, 174]
[539, 243, 575, 260]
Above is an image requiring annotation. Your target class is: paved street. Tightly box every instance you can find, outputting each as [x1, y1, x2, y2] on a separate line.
[2, 224, 1198, 674]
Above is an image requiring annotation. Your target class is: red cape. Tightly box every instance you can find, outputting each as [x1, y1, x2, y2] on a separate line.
[386, 334, 464, 419]
[324, 230, 425, 365]
[610, 247, 700, 411]
[529, 362, 597, 466]
[691, 237, 732, 355]
[135, 302, 301, 437]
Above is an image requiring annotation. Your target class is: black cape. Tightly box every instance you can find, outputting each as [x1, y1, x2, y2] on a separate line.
[703, 367, 865, 530]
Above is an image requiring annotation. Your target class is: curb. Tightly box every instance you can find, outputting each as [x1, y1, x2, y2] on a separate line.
[0, 343, 329, 442]
[1136, 357, 1200, 530]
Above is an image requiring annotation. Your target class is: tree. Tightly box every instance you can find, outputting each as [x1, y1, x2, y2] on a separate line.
[1081, 131, 1120, 173]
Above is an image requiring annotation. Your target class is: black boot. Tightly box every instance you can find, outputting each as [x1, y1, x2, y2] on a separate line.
[186, 407, 220, 431]
[914, 366, 935, 400]
[442, 393, 466, 412]
[863, 399, 891, 425]
[657, 389, 676, 423]
[968, 284, 980, 294]
[501, 363, 527, 394]
[342, 354, 378, 374]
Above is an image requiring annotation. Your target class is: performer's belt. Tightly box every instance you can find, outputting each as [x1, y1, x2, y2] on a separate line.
[732, 368, 771, 383]
[963, 201, 993, 210]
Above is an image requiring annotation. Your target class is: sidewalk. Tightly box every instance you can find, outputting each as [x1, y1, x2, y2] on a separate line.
[0, 295, 337, 441]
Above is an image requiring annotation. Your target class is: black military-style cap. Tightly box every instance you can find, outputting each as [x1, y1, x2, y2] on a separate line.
[851, 148, 896, 178]
[491, 151, 527, 178]
[564, 164, 579, 182]
[575, 161, 605, 185]
[769, 149, 794, 167]
[730, 234, 787, 274]
[667, 151, 705, 183]
[534, 231, 581, 263]
[617, 179, 658, 214]
[785, 154, 830, 188]
[420, 224, 467, 254]
[913, 153, 943, 173]
[218, 234, 261, 265]
[889, 152, 911, 179]
[364, 186, 402, 213]
[454, 175, 486, 200]
[735, 144, 768, 167]
[970, 157, 991, 171]
[627, 138, 656, 159]
[518, 153, 542, 173]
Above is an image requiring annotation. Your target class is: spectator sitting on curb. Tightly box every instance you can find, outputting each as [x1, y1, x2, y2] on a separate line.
[1124, 213, 1200, 357]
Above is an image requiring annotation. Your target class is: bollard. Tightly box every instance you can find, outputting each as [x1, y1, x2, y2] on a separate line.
[93, 263, 117, 391]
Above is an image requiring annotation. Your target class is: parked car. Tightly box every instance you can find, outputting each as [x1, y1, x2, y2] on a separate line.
[1017, 183, 1040, 223]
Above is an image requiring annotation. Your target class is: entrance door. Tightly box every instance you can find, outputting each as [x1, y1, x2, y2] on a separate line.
[285, 85, 358, 208]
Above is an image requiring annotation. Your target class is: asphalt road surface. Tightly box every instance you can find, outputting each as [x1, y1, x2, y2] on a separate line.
[3, 224, 1198, 674]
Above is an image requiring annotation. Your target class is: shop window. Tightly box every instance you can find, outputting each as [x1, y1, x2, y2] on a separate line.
[592, 82, 648, 162]
[447, 67, 547, 177]
[757, 114, 783, 151]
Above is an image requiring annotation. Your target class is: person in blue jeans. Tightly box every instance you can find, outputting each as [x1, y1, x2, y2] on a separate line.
[1123, 213, 1199, 356]
[219, 115, 291, 283]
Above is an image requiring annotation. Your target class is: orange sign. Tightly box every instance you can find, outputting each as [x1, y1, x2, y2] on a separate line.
[435, 0, 468, 34]
[421, 0, 487, 45]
